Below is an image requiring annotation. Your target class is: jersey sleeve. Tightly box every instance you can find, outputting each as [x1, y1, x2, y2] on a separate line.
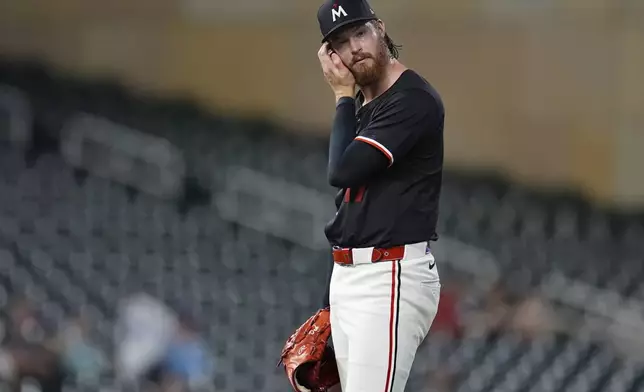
[355, 89, 441, 166]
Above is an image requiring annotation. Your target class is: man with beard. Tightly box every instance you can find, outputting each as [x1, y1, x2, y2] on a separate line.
[316, 1, 445, 391]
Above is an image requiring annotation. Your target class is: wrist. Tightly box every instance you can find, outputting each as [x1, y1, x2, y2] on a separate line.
[334, 87, 355, 102]
[335, 96, 355, 108]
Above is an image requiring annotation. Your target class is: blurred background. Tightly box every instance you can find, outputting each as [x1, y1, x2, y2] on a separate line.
[0, 0, 643, 391]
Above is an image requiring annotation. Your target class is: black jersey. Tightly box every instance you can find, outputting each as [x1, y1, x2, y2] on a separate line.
[325, 69, 444, 248]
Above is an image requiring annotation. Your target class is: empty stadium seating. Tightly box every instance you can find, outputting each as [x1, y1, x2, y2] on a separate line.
[1, 61, 644, 391]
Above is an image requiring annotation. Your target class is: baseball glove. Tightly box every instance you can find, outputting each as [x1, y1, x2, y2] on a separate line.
[278, 307, 340, 392]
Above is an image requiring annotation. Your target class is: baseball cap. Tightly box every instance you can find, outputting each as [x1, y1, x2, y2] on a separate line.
[317, 0, 378, 43]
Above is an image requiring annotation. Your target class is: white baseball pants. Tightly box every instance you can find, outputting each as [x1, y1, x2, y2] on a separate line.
[329, 242, 440, 392]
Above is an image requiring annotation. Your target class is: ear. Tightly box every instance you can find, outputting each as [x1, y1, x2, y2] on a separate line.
[375, 19, 386, 36]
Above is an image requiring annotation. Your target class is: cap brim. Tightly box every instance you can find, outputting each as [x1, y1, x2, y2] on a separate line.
[321, 17, 378, 43]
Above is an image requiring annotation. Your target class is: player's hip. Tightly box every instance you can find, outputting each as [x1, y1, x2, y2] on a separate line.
[329, 244, 440, 315]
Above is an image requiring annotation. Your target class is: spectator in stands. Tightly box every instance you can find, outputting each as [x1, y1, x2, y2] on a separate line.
[463, 282, 513, 338]
[158, 307, 214, 392]
[431, 278, 464, 338]
[59, 309, 107, 387]
[509, 291, 559, 339]
[4, 296, 48, 346]
[113, 292, 177, 391]
[0, 296, 65, 392]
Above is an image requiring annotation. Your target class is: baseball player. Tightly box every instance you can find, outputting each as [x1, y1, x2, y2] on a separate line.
[316, 0, 445, 391]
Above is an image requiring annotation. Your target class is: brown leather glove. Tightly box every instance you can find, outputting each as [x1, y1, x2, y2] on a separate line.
[278, 307, 340, 392]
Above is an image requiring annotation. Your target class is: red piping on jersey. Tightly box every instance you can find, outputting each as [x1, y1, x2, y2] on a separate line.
[355, 136, 394, 166]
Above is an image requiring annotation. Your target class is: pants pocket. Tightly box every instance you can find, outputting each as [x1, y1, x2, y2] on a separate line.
[419, 279, 441, 302]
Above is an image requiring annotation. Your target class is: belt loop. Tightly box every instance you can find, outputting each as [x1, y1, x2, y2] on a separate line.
[401, 241, 428, 261]
[352, 247, 375, 265]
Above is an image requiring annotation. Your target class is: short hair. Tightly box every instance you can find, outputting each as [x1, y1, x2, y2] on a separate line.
[365, 20, 402, 59]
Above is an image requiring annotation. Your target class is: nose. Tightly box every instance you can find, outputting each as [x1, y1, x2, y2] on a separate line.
[349, 37, 362, 55]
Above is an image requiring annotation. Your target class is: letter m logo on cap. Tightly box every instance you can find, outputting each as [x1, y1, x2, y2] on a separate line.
[331, 4, 348, 22]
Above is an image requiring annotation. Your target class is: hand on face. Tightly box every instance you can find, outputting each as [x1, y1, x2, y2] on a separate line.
[318, 43, 356, 100]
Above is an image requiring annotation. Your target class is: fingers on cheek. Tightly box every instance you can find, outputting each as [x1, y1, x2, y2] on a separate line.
[328, 62, 339, 76]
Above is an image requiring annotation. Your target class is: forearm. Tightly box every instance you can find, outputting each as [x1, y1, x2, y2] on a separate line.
[327, 98, 389, 188]
[327, 97, 357, 186]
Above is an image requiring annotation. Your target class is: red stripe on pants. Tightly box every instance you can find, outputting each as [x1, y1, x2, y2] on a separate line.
[383, 262, 397, 392]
